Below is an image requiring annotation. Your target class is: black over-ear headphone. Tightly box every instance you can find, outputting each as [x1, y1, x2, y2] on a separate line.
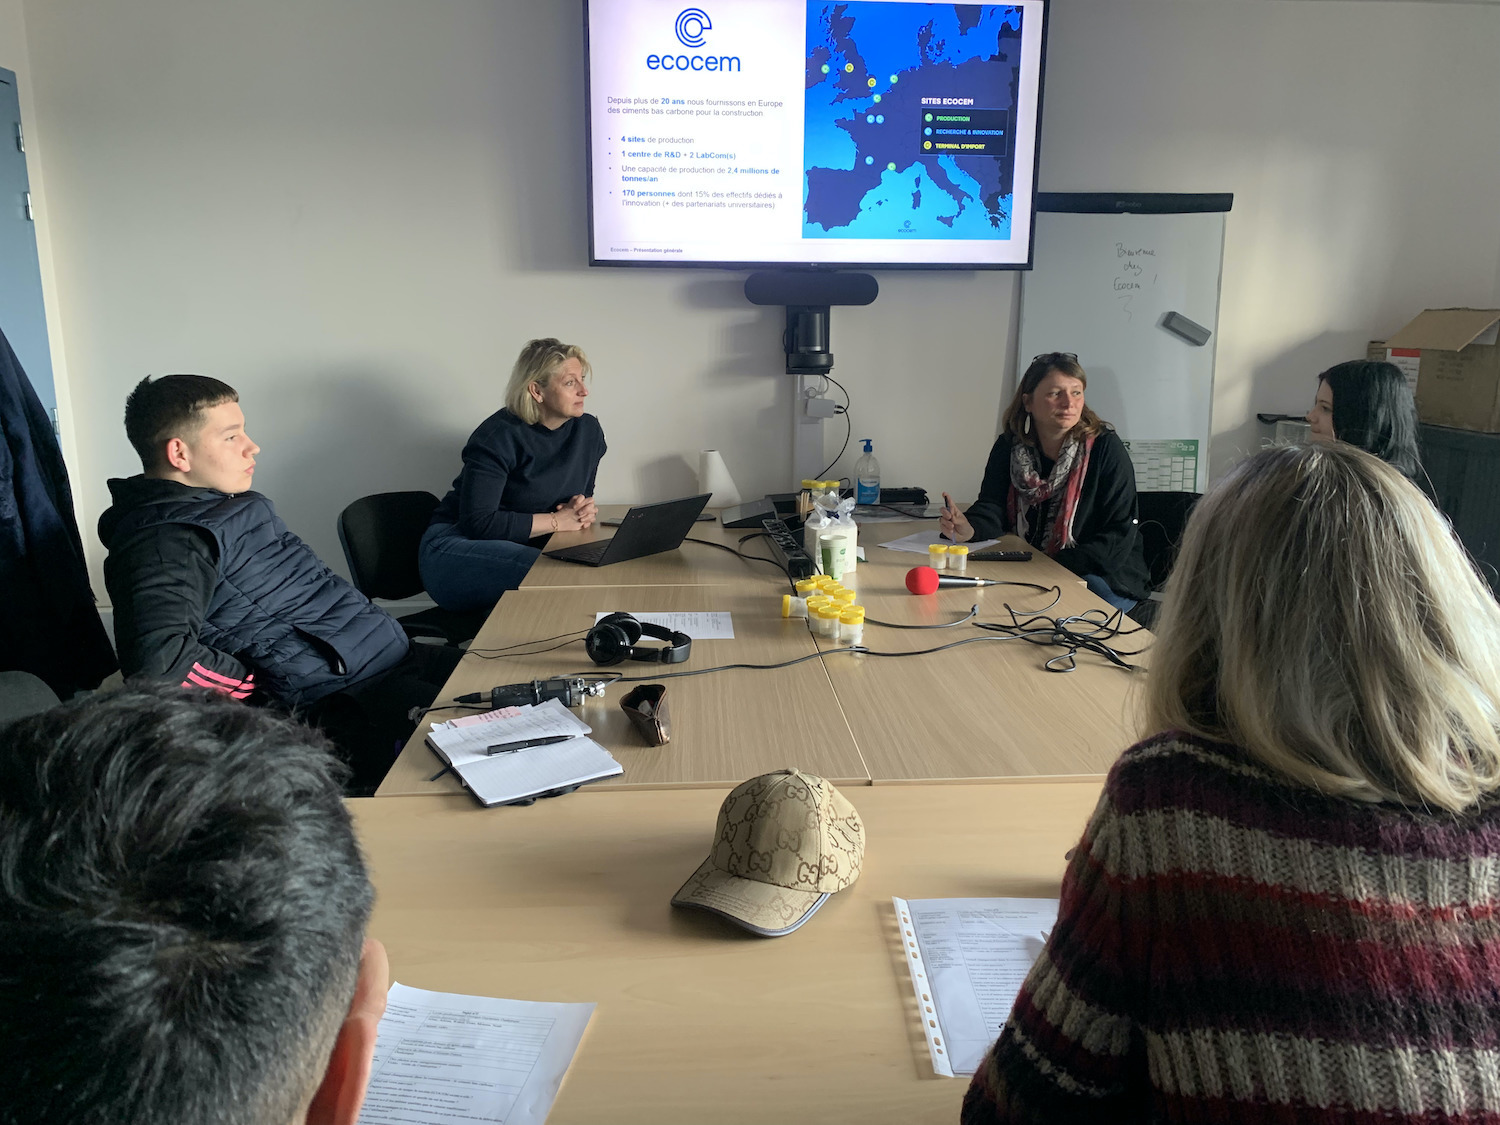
[585, 612, 693, 667]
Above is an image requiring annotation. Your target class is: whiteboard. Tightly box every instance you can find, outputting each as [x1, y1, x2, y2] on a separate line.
[1017, 202, 1228, 493]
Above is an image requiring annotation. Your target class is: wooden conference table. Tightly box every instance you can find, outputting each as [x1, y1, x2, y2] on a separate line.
[376, 512, 1148, 796]
[355, 778, 1107, 1124]
[362, 508, 1147, 1121]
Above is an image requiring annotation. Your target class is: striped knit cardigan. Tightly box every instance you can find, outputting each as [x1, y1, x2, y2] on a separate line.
[962, 733, 1500, 1124]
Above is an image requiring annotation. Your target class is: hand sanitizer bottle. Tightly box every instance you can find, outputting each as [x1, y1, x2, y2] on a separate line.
[854, 439, 880, 506]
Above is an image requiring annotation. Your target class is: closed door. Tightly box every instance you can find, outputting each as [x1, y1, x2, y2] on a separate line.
[0, 67, 57, 429]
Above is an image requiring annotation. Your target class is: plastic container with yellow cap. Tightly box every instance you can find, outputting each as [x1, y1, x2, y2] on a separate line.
[795, 577, 821, 597]
[781, 594, 810, 619]
[812, 604, 842, 638]
[838, 605, 866, 646]
[947, 544, 969, 573]
[928, 542, 949, 570]
[830, 587, 857, 606]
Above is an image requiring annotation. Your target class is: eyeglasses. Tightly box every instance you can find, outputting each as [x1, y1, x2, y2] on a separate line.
[1031, 352, 1078, 363]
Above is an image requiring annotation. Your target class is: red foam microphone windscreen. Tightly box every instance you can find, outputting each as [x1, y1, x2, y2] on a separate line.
[905, 566, 940, 595]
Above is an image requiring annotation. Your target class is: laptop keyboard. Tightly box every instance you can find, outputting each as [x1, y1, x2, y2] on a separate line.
[560, 539, 612, 564]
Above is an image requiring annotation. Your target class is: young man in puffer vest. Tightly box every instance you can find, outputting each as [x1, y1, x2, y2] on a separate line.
[99, 374, 461, 791]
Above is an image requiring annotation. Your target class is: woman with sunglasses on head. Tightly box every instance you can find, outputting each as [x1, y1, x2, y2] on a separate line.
[939, 352, 1149, 613]
[962, 442, 1500, 1125]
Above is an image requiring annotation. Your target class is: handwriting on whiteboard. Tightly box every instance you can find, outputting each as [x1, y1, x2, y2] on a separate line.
[1114, 242, 1158, 321]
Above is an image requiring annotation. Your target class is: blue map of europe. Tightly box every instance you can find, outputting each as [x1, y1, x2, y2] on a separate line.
[804, 3, 1023, 241]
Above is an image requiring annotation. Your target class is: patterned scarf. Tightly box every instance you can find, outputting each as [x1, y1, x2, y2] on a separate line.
[1006, 433, 1095, 554]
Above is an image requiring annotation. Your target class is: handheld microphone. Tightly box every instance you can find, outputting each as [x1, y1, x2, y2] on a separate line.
[905, 566, 1002, 594]
[454, 677, 608, 709]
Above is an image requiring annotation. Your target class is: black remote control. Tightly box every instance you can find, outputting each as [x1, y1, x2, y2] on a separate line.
[760, 518, 818, 579]
[970, 549, 1034, 562]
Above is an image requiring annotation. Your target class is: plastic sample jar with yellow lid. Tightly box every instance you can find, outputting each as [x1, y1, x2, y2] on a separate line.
[928, 543, 949, 569]
[811, 604, 841, 637]
[946, 544, 969, 572]
[838, 605, 865, 645]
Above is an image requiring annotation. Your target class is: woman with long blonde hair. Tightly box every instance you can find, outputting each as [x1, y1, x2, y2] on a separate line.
[964, 442, 1500, 1124]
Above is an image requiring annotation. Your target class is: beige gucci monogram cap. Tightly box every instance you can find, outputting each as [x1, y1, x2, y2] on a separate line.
[671, 769, 865, 937]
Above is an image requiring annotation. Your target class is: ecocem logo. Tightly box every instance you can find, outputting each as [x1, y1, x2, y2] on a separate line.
[675, 8, 710, 47]
[648, 8, 740, 72]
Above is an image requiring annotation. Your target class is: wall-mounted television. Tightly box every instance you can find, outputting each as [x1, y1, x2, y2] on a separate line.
[584, 0, 1050, 270]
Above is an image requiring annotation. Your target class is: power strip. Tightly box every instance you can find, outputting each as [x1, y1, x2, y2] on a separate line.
[879, 486, 929, 505]
[760, 518, 818, 579]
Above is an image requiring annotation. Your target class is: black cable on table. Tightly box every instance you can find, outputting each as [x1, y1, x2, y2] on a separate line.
[684, 534, 797, 591]
[463, 631, 591, 661]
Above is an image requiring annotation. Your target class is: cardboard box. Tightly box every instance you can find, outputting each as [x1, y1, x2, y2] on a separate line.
[1365, 339, 1421, 392]
[1384, 308, 1500, 432]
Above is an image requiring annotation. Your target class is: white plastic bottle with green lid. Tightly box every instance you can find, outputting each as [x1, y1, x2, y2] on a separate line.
[854, 439, 880, 505]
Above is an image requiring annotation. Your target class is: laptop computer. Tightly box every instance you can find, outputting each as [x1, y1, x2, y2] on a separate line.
[543, 494, 713, 567]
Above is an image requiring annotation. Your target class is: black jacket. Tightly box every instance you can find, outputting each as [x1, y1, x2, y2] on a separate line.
[0, 328, 116, 696]
[964, 428, 1150, 601]
[99, 476, 409, 706]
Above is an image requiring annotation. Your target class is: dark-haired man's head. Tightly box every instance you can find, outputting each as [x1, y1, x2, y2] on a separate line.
[0, 686, 387, 1125]
[125, 374, 261, 493]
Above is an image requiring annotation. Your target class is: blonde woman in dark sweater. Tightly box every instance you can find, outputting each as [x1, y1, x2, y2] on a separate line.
[420, 338, 607, 611]
[964, 442, 1500, 1125]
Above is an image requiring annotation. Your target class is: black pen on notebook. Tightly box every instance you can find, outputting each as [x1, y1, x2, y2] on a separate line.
[485, 734, 573, 756]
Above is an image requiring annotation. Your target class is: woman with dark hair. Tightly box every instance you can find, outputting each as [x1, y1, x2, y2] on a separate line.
[1306, 359, 1422, 479]
[962, 443, 1500, 1124]
[939, 352, 1149, 612]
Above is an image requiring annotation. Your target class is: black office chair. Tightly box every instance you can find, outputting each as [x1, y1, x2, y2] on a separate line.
[0, 670, 61, 730]
[337, 491, 487, 647]
[1136, 490, 1202, 592]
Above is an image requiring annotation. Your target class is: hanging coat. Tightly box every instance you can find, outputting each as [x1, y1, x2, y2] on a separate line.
[0, 325, 117, 696]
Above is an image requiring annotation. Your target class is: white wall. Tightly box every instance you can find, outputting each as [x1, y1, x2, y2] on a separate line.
[16, 0, 1500, 598]
[1041, 0, 1500, 472]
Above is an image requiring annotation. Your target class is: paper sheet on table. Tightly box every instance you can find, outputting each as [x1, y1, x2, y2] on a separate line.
[442, 705, 523, 728]
[356, 982, 594, 1125]
[427, 699, 592, 768]
[892, 896, 1059, 1077]
[878, 530, 1000, 555]
[592, 610, 734, 639]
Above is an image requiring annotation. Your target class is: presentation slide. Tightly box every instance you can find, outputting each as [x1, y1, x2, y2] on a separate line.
[586, 0, 1047, 268]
